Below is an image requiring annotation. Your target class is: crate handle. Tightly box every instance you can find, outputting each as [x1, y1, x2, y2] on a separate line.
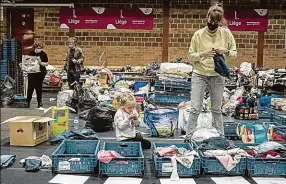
[262, 160, 280, 164]
[119, 144, 128, 147]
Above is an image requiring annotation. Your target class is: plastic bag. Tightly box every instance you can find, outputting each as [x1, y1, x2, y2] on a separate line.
[222, 87, 245, 117]
[1, 76, 16, 106]
[144, 108, 178, 137]
[237, 122, 273, 143]
[22, 55, 41, 73]
[57, 90, 73, 107]
[85, 104, 116, 132]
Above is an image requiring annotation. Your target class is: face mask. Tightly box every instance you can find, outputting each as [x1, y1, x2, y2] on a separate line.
[68, 42, 75, 49]
[207, 22, 219, 31]
[35, 49, 42, 53]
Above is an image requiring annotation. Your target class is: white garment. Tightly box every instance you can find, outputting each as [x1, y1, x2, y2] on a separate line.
[114, 109, 140, 141]
[20, 155, 52, 168]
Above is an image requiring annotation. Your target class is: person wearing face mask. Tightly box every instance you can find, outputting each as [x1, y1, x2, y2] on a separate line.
[25, 40, 49, 108]
[185, 3, 237, 141]
[64, 37, 84, 89]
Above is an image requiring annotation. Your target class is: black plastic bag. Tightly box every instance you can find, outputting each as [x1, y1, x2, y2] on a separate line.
[85, 104, 116, 132]
[24, 159, 42, 172]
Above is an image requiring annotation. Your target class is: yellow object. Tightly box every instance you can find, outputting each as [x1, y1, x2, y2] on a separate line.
[188, 27, 237, 76]
[51, 106, 69, 136]
[9, 116, 50, 146]
[98, 73, 108, 88]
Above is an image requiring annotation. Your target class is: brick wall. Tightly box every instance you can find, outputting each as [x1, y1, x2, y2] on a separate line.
[1, 0, 286, 68]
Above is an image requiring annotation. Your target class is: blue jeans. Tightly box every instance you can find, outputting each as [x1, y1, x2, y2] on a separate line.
[186, 72, 225, 139]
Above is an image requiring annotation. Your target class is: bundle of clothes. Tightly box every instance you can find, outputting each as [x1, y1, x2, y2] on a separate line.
[154, 145, 199, 180]
[246, 142, 286, 159]
[197, 137, 253, 171]
[256, 68, 286, 89]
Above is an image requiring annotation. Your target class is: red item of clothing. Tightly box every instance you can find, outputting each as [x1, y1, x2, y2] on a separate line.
[248, 150, 278, 158]
[272, 132, 285, 142]
[247, 150, 256, 157]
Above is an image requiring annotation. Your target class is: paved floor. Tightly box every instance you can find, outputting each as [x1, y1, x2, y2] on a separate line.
[1, 96, 286, 184]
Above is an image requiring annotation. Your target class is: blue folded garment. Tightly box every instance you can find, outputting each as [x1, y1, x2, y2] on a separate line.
[1, 155, 16, 168]
[213, 54, 230, 79]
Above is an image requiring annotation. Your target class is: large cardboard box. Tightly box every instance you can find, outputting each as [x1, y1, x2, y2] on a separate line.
[9, 116, 52, 146]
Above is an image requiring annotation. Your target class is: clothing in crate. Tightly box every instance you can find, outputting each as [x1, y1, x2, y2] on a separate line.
[26, 41, 48, 108]
[64, 37, 84, 89]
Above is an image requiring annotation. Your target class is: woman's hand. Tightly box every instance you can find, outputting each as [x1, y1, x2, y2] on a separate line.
[199, 50, 216, 58]
[215, 48, 229, 55]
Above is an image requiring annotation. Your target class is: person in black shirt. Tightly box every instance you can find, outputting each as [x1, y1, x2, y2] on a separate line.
[25, 41, 48, 108]
[64, 37, 84, 89]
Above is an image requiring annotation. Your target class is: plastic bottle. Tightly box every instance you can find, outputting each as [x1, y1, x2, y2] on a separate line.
[74, 117, 79, 130]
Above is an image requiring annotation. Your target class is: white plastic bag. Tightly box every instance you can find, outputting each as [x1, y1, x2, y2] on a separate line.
[159, 63, 193, 74]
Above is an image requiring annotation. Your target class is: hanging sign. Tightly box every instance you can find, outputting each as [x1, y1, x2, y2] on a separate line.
[225, 9, 268, 31]
[60, 7, 153, 30]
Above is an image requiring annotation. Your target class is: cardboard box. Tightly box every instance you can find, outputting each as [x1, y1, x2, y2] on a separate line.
[9, 116, 52, 146]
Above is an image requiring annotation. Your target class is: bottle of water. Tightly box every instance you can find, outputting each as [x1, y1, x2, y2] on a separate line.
[74, 117, 79, 130]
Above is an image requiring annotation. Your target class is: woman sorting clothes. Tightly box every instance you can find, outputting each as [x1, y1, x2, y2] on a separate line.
[25, 41, 48, 108]
[185, 3, 237, 141]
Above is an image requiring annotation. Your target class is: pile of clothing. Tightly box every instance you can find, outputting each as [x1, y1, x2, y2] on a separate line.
[154, 145, 198, 180]
[246, 142, 286, 159]
[50, 128, 98, 145]
[0, 76, 16, 106]
[256, 68, 286, 89]
[144, 61, 160, 76]
[198, 137, 252, 171]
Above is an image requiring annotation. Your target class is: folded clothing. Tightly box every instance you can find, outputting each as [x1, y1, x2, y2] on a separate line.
[97, 150, 126, 164]
[0, 155, 16, 168]
[198, 137, 235, 151]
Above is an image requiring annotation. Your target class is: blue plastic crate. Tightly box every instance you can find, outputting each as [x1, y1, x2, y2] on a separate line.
[155, 92, 190, 104]
[153, 143, 200, 177]
[134, 81, 149, 92]
[99, 142, 144, 177]
[52, 140, 100, 173]
[196, 142, 247, 175]
[272, 114, 286, 126]
[236, 143, 286, 176]
[154, 80, 192, 90]
[258, 106, 271, 119]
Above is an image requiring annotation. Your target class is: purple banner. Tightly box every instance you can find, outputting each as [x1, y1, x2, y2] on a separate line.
[225, 9, 268, 31]
[60, 7, 154, 30]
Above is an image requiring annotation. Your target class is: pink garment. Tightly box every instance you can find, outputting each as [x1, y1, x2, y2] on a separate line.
[97, 150, 125, 164]
[155, 145, 177, 157]
[204, 148, 252, 171]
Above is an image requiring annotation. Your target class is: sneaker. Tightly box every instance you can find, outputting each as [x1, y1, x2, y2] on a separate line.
[37, 101, 43, 108]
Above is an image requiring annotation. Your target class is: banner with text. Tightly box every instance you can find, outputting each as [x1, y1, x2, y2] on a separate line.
[225, 9, 268, 31]
[60, 7, 153, 30]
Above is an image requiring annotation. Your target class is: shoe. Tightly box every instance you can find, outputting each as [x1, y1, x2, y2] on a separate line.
[37, 101, 43, 108]
[24, 102, 30, 108]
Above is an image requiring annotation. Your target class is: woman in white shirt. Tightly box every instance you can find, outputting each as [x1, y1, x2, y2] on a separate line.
[114, 93, 151, 149]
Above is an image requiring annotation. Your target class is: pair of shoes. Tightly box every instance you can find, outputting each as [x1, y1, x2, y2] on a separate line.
[37, 101, 43, 108]
[24, 102, 30, 108]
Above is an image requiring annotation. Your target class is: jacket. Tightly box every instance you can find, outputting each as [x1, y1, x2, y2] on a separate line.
[64, 46, 84, 72]
[213, 54, 230, 79]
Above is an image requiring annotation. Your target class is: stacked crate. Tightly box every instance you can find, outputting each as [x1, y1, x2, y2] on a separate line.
[154, 78, 191, 106]
[1, 39, 23, 95]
